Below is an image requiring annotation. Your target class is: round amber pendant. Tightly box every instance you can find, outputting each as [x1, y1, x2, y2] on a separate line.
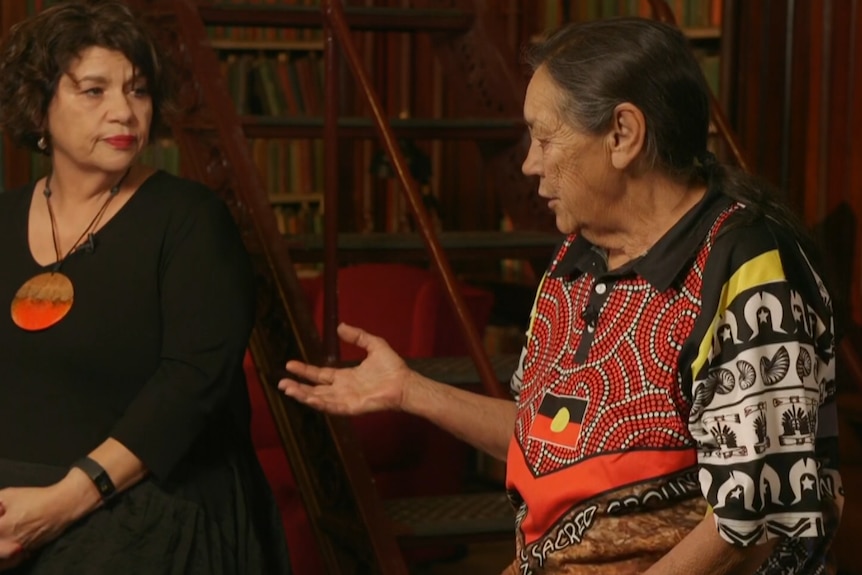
[10, 271, 74, 331]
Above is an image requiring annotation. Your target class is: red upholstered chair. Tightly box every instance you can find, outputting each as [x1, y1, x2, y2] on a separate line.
[312, 263, 494, 499]
[245, 264, 494, 569]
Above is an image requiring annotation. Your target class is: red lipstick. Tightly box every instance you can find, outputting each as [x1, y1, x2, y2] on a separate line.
[105, 135, 137, 149]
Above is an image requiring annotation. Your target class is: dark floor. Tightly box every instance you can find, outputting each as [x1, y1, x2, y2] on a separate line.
[411, 541, 514, 575]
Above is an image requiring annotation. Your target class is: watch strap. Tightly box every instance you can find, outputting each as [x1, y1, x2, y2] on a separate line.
[72, 456, 117, 503]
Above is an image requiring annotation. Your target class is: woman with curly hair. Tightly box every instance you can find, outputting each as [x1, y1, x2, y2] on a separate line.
[0, 1, 291, 573]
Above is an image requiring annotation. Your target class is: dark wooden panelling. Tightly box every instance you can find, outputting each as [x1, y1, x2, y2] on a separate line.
[847, 0, 862, 327]
[801, 0, 826, 224]
[825, 0, 853, 212]
[1, 2, 33, 192]
[728, 0, 862, 324]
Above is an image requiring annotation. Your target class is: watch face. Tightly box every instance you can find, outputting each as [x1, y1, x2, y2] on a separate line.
[74, 457, 117, 502]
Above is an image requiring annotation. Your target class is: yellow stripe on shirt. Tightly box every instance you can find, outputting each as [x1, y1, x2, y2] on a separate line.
[690, 249, 786, 381]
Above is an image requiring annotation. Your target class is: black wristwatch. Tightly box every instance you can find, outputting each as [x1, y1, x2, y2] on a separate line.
[72, 456, 117, 503]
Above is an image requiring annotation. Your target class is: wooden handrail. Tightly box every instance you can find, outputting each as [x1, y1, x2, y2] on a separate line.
[321, 2, 340, 362]
[320, 0, 507, 399]
[168, 0, 322, 365]
[145, 2, 413, 572]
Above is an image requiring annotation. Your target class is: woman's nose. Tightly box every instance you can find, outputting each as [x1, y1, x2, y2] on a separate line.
[522, 141, 540, 176]
[108, 91, 135, 123]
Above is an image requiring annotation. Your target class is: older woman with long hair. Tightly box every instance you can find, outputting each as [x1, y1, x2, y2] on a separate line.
[280, 17, 843, 575]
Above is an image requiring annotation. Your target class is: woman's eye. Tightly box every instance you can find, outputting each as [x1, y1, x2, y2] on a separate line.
[132, 86, 150, 97]
[84, 87, 103, 96]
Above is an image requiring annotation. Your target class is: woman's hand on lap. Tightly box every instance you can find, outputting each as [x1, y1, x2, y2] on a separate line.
[0, 502, 25, 571]
[0, 469, 99, 557]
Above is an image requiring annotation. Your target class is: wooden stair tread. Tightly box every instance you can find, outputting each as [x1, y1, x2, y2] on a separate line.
[238, 115, 526, 140]
[384, 491, 514, 538]
[198, 4, 474, 32]
[284, 231, 560, 263]
[405, 354, 519, 387]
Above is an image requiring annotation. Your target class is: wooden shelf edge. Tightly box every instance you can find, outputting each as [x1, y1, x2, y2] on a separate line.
[208, 38, 325, 52]
[683, 27, 721, 40]
[239, 116, 526, 141]
[269, 192, 324, 205]
[197, 5, 474, 32]
[282, 231, 560, 264]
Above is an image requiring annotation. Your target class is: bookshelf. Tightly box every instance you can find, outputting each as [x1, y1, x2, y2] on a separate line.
[198, 0, 542, 254]
[536, 1, 724, 98]
[3, 1, 544, 283]
[206, 18, 328, 235]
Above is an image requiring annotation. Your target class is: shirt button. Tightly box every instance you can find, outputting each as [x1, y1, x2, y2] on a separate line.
[595, 282, 607, 295]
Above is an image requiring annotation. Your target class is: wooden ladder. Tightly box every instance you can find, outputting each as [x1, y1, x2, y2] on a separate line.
[129, 0, 551, 572]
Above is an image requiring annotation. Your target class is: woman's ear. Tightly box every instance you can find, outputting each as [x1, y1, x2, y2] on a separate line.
[607, 102, 646, 170]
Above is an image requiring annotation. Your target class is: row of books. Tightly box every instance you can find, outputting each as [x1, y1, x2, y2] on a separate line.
[670, 0, 723, 30]
[250, 137, 324, 197]
[273, 202, 324, 235]
[139, 138, 182, 176]
[695, 50, 721, 97]
[543, 0, 723, 31]
[222, 52, 325, 117]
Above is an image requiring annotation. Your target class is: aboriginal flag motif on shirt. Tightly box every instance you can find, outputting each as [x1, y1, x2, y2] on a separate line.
[504, 185, 843, 575]
[529, 393, 588, 448]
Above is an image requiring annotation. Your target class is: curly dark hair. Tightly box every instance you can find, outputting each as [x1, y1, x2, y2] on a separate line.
[0, 0, 176, 155]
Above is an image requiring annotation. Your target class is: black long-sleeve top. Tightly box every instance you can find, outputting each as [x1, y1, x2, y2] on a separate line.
[0, 170, 255, 480]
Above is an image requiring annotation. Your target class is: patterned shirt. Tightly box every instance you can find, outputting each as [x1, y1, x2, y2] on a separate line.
[505, 185, 843, 574]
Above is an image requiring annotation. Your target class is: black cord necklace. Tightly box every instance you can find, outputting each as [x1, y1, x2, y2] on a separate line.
[10, 167, 131, 331]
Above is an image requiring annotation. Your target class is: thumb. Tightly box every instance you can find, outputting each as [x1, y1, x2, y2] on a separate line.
[336, 323, 372, 348]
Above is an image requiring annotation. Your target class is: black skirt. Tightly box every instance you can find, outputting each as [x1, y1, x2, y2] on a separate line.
[0, 452, 292, 575]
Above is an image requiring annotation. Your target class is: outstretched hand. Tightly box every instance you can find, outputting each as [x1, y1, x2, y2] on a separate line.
[278, 323, 414, 415]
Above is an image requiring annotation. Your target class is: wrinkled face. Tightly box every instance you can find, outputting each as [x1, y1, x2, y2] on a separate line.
[45, 46, 152, 174]
[522, 66, 616, 236]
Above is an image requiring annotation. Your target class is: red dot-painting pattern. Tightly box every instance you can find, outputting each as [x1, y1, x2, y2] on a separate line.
[515, 208, 736, 477]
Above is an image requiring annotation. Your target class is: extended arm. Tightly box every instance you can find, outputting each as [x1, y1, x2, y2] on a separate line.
[402, 367, 516, 461]
[280, 323, 517, 460]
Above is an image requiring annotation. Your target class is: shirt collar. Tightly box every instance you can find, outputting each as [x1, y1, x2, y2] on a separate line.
[550, 180, 733, 291]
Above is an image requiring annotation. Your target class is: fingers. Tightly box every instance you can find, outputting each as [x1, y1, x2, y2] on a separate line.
[278, 362, 337, 409]
[277, 378, 315, 403]
[0, 538, 23, 561]
[278, 379, 352, 415]
[281, 361, 338, 386]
